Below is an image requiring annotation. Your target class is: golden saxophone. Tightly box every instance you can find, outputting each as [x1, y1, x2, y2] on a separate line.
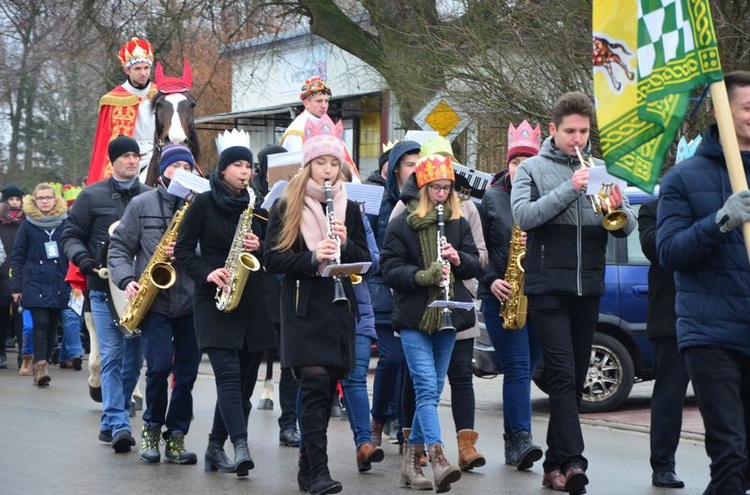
[119, 201, 189, 335]
[501, 224, 528, 330]
[215, 181, 261, 312]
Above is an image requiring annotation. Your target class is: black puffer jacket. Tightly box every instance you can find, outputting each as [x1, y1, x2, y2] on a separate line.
[380, 206, 480, 333]
[61, 177, 150, 292]
[478, 170, 514, 300]
[510, 137, 636, 296]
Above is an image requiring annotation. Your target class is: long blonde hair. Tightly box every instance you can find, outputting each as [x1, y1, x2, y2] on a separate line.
[412, 186, 462, 220]
[274, 165, 344, 252]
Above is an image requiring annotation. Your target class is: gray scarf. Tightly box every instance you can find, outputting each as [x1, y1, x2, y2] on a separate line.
[26, 212, 67, 230]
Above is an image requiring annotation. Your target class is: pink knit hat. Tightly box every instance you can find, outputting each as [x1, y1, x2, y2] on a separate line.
[303, 115, 346, 166]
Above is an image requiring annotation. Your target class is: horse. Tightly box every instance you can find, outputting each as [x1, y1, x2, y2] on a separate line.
[593, 36, 635, 92]
[142, 60, 201, 186]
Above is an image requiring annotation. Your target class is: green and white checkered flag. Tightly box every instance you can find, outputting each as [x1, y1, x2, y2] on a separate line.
[594, 0, 723, 192]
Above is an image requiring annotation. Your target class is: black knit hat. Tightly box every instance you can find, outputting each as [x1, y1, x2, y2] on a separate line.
[1, 184, 23, 201]
[218, 146, 254, 172]
[108, 135, 140, 162]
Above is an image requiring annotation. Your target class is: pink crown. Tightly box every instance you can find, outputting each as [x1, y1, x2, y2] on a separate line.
[154, 60, 192, 94]
[304, 114, 344, 141]
[507, 120, 542, 163]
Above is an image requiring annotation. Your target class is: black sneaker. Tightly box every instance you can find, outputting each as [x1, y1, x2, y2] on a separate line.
[112, 430, 134, 453]
[71, 356, 83, 371]
[139, 425, 161, 463]
[164, 430, 197, 464]
[99, 429, 112, 443]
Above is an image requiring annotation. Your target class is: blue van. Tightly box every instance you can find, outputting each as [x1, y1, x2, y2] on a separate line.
[472, 187, 658, 413]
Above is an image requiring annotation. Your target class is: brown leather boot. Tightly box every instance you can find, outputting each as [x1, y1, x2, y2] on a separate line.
[371, 420, 384, 447]
[33, 360, 51, 386]
[19, 355, 33, 376]
[428, 443, 461, 493]
[457, 429, 486, 471]
[356, 442, 384, 472]
[399, 443, 433, 490]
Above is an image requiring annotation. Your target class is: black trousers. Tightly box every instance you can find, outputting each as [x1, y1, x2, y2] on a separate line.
[30, 307, 61, 362]
[684, 346, 750, 495]
[206, 346, 265, 444]
[529, 294, 598, 473]
[649, 337, 689, 473]
[0, 297, 20, 357]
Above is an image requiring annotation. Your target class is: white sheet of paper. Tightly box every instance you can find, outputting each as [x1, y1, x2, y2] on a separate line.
[68, 289, 84, 316]
[587, 166, 628, 194]
[267, 150, 304, 168]
[321, 262, 372, 277]
[404, 130, 440, 146]
[262, 180, 288, 210]
[167, 169, 211, 199]
[428, 300, 476, 310]
[344, 183, 384, 216]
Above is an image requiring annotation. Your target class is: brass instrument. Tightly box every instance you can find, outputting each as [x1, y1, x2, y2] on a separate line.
[436, 204, 456, 332]
[501, 225, 527, 330]
[119, 201, 189, 335]
[215, 182, 261, 312]
[573, 146, 628, 231]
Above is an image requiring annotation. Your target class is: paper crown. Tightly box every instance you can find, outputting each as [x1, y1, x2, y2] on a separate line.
[118, 37, 154, 69]
[304, 114, 344, 142]
[675, 135, 702, 164]
[382, 140, 399, 154]
[507, 120, 542, 163]
[303, 114, 346, 166]
[216, 129, 251, 156]
[154, 60, 192, 94]
[62, 184, 82, 205]
[300, 76, 331, 101]
[420, 137, 454, 159]
[415, 154, 455, 188]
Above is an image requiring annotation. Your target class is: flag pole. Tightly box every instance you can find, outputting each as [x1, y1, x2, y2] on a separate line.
[709, 80, 750, 260]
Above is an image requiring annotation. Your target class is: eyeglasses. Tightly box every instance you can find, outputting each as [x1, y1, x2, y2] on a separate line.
[35, 196, 54, 201]
[427, 184, 453, 193]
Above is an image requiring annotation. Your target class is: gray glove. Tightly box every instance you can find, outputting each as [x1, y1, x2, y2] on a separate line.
[716, 190, 750, 233]
[415, 261, 444, 287]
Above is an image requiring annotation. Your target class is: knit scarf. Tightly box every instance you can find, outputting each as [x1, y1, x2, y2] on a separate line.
[209, 170, 252, 213]
[406, 200, 454, 334]
[26, 211, 67, 230]
[300, 179, 347, 273]
[0, 206, 24, 225]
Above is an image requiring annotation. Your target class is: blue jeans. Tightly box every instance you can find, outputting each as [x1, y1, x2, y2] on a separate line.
[89, 290, 143, 435]
[141, 312, 201, 435]
[342, 334, 374, 447]
[60, 307, 84, 361]
[371, 324, 404, 425]
[400, 328, 455, 446]
[482, 297, 541, 434]
[21, 310, 33, 355]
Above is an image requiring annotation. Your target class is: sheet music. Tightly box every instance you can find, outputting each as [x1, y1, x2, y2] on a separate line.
[344, 183, 384, 216]
[168, 169, 211, 199]
[404, 130, 440, 146]
[587, 166, 628, 194]
[321, 262, 372, 277]
[261, 180, 288, 210]
[428, 300, 476, 310]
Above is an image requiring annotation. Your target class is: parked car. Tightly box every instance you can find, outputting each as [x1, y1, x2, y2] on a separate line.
[473, 187, 657, 413]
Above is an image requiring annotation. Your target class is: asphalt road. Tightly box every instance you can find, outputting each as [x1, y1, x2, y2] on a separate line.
[0, 354, 713, 494]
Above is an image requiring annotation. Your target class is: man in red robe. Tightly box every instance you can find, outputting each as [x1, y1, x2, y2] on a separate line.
[87, 37, 158, 184]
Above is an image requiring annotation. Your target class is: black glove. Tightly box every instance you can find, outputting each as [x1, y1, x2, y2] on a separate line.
[716, 190, 750, 233]
[78, 258, 101, 276]
[414, 261, 444, 287]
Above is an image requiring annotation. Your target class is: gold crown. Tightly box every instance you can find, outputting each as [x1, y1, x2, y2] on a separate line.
[382, 140, 399, 154]
[118, 37, 154, 69]
[415, 154, 455, 188]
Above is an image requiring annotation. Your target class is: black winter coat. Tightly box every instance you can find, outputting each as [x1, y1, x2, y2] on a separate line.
[0, 207, 21, 299]
[380, 208, 481, 333]
[637, 199, 676, 340]
[478, 171, 514, 301]
[174, 189, 276, 352]
[62, 178, 150, 292]
[11, 210, 70, 309]
[263, 199, 370, 371]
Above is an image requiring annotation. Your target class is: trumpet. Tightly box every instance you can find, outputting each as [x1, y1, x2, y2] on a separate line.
[573, 146, 628, 231]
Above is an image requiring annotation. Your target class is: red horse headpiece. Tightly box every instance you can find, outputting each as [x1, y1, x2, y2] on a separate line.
[154, 59, 192, 94]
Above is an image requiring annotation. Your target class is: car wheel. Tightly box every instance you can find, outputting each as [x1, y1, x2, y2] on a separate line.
[580, 333, 634, 413]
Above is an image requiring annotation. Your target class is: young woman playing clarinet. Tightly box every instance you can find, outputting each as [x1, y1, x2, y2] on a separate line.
[380, 154, 480, 493]
[263, 115, 370, 495]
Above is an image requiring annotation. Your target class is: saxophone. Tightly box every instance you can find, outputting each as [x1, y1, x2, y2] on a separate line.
[215, 181, 261, 312]
[501, 224, 528, 330]
[119, 201, 189, 335]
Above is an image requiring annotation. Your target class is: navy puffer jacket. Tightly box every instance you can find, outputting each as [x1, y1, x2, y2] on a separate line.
[657, 124, 750, 356]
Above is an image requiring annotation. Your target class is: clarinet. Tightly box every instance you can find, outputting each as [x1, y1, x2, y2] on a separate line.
[324, 180, 348, 305]
[436, 204, 456, 331]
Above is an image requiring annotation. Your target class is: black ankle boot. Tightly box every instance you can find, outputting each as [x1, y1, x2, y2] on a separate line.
[505, 431, 543, 470]
[205, 437, 236, 473]
[233, 438, 254, 477]
[309, 473, 342, 495]
[298, 450, 312, 492]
